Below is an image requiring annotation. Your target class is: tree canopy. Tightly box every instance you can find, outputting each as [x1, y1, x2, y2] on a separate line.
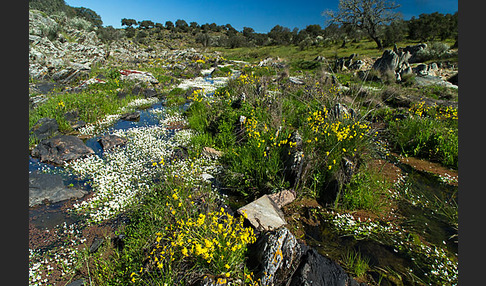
[324, 0, 401, 49]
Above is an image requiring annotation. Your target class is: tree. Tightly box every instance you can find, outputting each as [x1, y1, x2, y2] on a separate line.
[268, 25, 292, 45]
[175, 19, 189, 32]
[73, 7, 103, 27]
[165, 21, 174, 31]
[324, 0, 400, 49]
[121, 18, 138, 28]
[139, 20, 154, 29]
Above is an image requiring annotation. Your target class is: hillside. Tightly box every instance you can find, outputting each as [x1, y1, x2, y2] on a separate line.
[29, 4, 458, 286]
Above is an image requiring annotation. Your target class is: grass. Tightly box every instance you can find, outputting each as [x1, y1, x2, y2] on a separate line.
[341, 248, 370, 279]
[387, 101, 458, 169]
[339, 164, 392, 214]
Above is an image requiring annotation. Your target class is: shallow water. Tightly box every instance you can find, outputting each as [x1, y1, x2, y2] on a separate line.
[28, 99, 168, 229]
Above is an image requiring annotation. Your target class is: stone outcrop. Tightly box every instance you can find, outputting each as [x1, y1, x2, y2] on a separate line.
[237, 195, 287, 231]
[248, 227, 363, 286]
[31, 135, 95, 165]
[29, 118, 60, 141]
[29, 171, 87, 207]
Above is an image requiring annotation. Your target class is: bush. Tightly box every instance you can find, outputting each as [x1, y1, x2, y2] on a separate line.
[415, 42, 451, 62]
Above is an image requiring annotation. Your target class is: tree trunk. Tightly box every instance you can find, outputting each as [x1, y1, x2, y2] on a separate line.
[371, 36, 383, 50]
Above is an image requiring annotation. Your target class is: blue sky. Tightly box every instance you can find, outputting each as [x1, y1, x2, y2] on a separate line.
[65, 0, 458, 33]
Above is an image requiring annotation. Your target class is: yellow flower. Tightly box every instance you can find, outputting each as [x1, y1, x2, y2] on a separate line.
[225, 264, 230, 269]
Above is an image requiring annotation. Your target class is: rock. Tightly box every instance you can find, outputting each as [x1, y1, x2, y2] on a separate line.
[372, 50, 399, 73]
[414, 63, 429, 76]
[284, 131, 304, 187]
[330, 103, 355, 120]
[447, 73, 458, 86]
[414, 75, 458, 89]
[31, 135, 95, 165]
[131, 85, 159, 98]
[314, 56, 326, 62]
[29, 171, 87, 207]
[289, 77, 305, 85]
[89, 237, 104, 253]
[170, 146, 189, 161]
[120, 111, 140, 121]
[404, 43, 428, 63]
[248, 227, 362, 286]
[237, 195, 287, 231]
[65, 279, 85, 286]
[119, 69, 159, 84]
[29, 118, 59, 141]
[98, 134, 127, 150]
[349, 60, 365, 70]
[268, 190, 296, 209]
[253, 228, 304, 286]
[289, 248, 361, 286]
[202, 147, 223, 159]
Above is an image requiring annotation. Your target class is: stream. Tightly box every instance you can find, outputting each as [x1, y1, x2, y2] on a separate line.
[29, 69, 457, 285]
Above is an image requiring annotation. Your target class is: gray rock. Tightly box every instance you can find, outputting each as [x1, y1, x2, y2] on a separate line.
[89, 237, 104, 253]
[120, 111, 140, 121]
[289, 248, 361, 286]
[372, 50, 399, 73]
[289, 77, 305, 85]
[30, 118, 60, 141]
[237, 195, 287, 231]
[414, 75, 458, 89]
[284, 131, 304, 187]
[98, 134, 127, 150]
[31, 135, 95, 165]
[29, 171, 87, 207]
[65, 278, 85, 286]
[414, 63, 429, 76]
[120, 69, 159, 84]
[254, 228, 304, 286]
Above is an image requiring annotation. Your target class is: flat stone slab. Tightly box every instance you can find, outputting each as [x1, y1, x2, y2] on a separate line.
[237, 195, 287, 231]
[31, 135, 95, 165]
[29, 171, 87, 207]
[98, 134, 127, 150]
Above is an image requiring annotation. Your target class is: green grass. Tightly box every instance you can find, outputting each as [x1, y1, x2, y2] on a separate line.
[340, 164, 392, 213]
[387, 102, 458, 169]
[341, 248, 370, 279]
[81, 163, 257, 285]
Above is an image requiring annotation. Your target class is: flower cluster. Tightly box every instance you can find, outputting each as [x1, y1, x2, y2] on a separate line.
[146, 205, 256, 280]
[409, 101, 458, 121]
[188, 89, 204, 103]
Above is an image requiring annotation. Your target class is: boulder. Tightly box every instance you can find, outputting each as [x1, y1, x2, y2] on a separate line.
[289, 248, 361, 286]
[31, 135, 95, 165]
[98, 134, 127, 150]
[404, 43, 428, 63]
[120, 111, 141, 121]
[414, 75, 458, 89]
[119, 69, 159, 84]
[249, 227, 362, 286]
[414, 63, 429, 76]
[447, 73, 458, 86]
[289, 77, 305, 85]
[372, 50, 399, 73]
[253, 228, 304, 286]
[29, 171, 87, 207]
[29, 118, 60, 141]
[284, 131, 304, 187]
[237, 195, 287, 231]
